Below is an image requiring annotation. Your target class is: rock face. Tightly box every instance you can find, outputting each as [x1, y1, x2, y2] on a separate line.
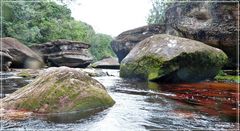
[31, 40, 93, 68]
[111, 2, 238, 68]
[120, 34, 228, 83]
[111, 24, 165, 62]
[165, 2, 238, 68]
[90, 57, 120, 69]
[0, 37, 44, 69]
[0, 49, 13, 71]
[2, 67, 115, 113]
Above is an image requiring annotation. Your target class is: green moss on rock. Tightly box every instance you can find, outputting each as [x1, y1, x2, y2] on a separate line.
[120, 55, 165, 80]
[17, 71, 32, 78]
[120, 34, 228, 82]
[214, 70, 239, 83]
[3, 67, 115, 113]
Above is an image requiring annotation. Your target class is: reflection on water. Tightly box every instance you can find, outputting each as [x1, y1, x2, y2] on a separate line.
[149, 82, 238, 122]
[1, 69, 239, 130]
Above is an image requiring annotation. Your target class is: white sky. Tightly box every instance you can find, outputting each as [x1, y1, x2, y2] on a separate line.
[69, 0, 152, 37]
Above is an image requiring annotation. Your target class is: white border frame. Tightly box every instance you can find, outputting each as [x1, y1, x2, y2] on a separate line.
[0, 0, 239, 130]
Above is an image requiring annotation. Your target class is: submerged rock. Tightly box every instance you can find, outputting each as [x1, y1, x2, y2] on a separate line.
[89, 57, 120, 69]
[165, 2, 238, 68]
[111, 24, 165, 62]
[1, 69, 42, 97]
[2, 67, 115, 113]
[120, 34, 228, 83]
[0, 37, 44, 69]
[16, 69, 42, 79]
[31, 40, 93, 68]
[81, 68, 109, 77]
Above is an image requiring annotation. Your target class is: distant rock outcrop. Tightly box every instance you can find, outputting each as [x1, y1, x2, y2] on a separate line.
[111, 24, 165, 62]
[120, 34, 228, 83]
[31, 40, 93, 68]
[0, 37, 44, 69]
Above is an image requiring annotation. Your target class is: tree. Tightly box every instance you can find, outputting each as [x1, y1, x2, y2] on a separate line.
[1, 0, 115, 60]
[147, 0, 173, 24]
[2, 1, 74, 45]
[90, 33, 115, 61]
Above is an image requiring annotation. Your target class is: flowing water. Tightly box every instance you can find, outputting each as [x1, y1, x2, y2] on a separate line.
[1, 69, 239, 130]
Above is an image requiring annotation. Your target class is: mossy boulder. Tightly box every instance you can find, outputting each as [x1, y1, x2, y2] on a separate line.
[120, 34, 228, 83]
[2, 67, 115, 113]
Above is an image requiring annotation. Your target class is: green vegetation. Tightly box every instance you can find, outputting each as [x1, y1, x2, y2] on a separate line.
[1, 0, 115, 61]
[147, 0, 173, 24]
[17, 71, 32, 78]
[120, 55, 165, 80]
[214, 70, 240, 83]
[90, 33, 116, 61]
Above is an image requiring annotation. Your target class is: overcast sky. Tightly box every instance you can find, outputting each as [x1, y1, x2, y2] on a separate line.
[69, 0, 152, 37]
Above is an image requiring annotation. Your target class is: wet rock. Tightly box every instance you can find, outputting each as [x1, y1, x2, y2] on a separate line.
[120, 34, 228, 83]
[2, 67, 115, 113]
[89, 57, 120, 69]
[81, 68, 108, 77]
[165, 2, 238, 68]
[15, 69, 41, 79]
[111, 24, 165, 62]
[31, 40, 93, 68]
[0, 49, 13, 71]
[0, 109, 33, 121]
[0, 37, 44, 69]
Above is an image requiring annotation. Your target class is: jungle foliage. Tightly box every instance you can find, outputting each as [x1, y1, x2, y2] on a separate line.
[1, 0, 115, 60]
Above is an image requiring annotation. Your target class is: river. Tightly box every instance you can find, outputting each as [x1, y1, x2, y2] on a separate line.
[1, 69, 239, 130]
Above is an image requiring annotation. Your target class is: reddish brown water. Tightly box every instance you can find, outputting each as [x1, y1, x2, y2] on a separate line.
[156, 82, 239, 122]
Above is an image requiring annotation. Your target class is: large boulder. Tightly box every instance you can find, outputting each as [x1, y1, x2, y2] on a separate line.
[0, 37, 44, 69]
[165, 2, 238, 68]
[2, 67, 115, 113]
[111, 24, 165, 62]
[31, 40, 93, 68]
[89, 57, 120, 69]
[120, 34, 228, 83]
